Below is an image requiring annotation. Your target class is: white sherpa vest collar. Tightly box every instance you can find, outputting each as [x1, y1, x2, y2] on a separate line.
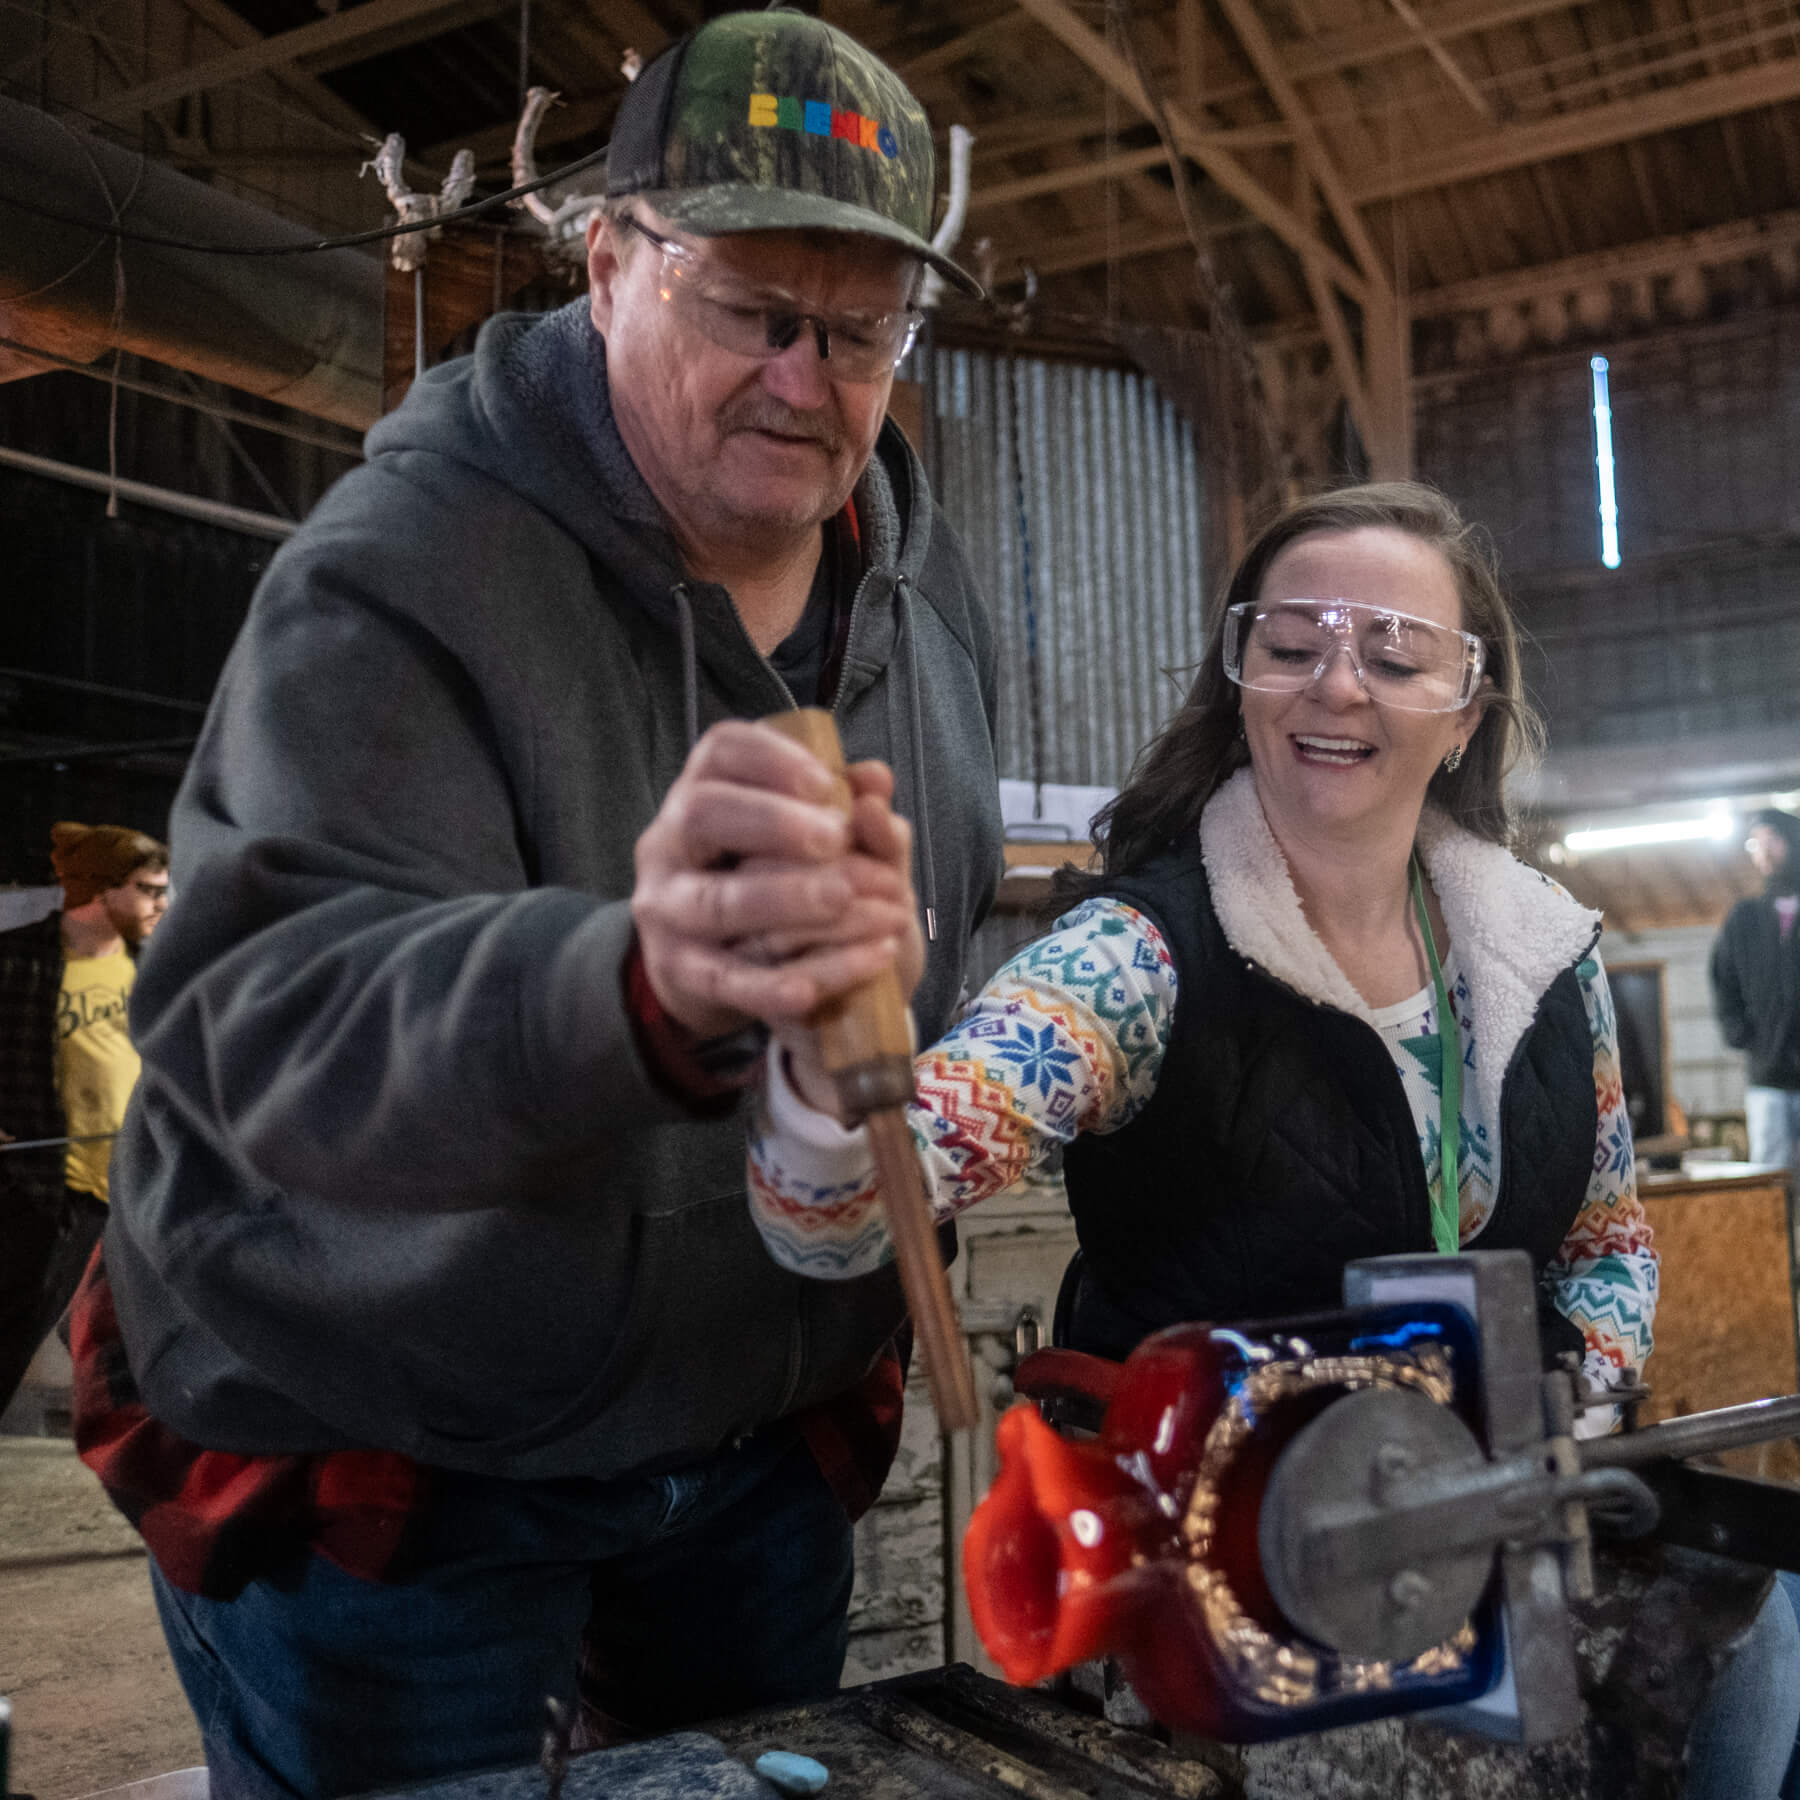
[1198, 768, 1601, 1123]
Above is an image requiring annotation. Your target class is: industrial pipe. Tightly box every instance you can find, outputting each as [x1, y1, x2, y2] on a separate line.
[0, 95, 383, 430]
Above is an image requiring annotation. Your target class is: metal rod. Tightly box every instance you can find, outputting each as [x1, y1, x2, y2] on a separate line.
[1582, 1393, 1800, 1470]
[0, 1132, 119, 1153]
[0, 734, 196, 767]
[414, 265, 426, 384]
[178, 371, 297, 521]
[0, 335, 365, 457]
[0, 666, 207, 713]
[0, 444, 296, 540]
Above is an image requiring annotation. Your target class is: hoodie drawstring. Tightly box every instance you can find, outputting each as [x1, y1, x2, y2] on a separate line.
[672, 582, 699, 752]
[677, 570, 938, 944]
[892, 573, 939, 943]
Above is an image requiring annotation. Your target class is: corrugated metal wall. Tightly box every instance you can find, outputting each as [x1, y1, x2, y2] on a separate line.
[920, 345, 1209, 795]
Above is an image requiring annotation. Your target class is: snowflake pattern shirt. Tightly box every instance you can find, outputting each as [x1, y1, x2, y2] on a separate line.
[749, 898, 1656, 1406]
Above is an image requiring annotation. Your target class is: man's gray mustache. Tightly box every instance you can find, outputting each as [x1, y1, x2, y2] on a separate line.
[722, 403, 843, 453]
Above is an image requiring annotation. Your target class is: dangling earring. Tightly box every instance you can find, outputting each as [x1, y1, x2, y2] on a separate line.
[1235, 714, 1247, 741]
[1442, 744, 1464, 773]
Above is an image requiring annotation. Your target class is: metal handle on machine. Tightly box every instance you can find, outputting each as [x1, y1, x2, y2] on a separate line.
[762, 707, 979, 1433]
[1579, 1392, 1800, 1470]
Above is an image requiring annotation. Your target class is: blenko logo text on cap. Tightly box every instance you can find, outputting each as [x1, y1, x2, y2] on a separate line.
[747, 91, 900, 159]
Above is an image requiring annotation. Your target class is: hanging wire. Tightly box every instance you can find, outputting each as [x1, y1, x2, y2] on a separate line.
[414, 264, 426, 382]
[1004, 352, 1048, 823]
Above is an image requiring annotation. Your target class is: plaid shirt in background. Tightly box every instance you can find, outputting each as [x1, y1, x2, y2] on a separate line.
[71, 937, 910, 1599]
[0, 911, 70, 1222]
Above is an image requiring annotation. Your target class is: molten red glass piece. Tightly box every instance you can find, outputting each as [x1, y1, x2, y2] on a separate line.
[962, 1307, 1498, 1741]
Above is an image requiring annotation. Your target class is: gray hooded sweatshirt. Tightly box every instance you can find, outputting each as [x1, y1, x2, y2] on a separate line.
[103, 300, 1003, 1479]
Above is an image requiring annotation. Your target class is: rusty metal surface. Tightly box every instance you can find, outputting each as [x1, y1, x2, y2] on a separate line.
[714, 1543, 1769, 1799]
[708, 1666, 1233, 1798]
[1234, 1543, 1772, 1800]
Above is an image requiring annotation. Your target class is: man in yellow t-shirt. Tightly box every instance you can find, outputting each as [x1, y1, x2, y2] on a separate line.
[0, 822, 168, 1414]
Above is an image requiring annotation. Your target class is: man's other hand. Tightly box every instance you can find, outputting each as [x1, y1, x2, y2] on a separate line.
[632, 722, 920, 1041]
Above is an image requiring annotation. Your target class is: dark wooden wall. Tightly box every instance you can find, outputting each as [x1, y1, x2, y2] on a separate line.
[1414, 300, 1800, 764]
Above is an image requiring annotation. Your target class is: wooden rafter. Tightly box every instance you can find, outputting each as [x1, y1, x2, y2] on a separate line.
[1284, 0, 1592, 82]
[1412, 206, 1800, 313]
[170, 0, 377, 146]
[1378, 0, 1500, 121]
[90, 0, 514, 124]
[1211, 0, 1393, 297]
[1014, 0, 1372, 305]
[897, 13, 1020, 81]
[1345, 53, 1800, 199]
[968, 146, 1170, 212]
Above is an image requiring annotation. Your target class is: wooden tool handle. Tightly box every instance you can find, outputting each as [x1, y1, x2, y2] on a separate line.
[763, 707, 980, 1432]
[764, 708, 914, 1080]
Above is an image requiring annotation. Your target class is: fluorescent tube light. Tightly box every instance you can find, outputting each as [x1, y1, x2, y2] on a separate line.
[1591, 357, 1620, 570]
[1563, 804, 1733, 854]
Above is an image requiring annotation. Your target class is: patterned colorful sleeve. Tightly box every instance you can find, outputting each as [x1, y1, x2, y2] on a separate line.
[1541, 951, 1658, 1437]
[747, 898, 1178, 1279]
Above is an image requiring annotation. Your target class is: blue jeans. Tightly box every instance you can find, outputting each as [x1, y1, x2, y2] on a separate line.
[150, 1431, 854, 1800]
[1746, 1087, 1800, 1173]
[1687, 1568, 1800, 1799]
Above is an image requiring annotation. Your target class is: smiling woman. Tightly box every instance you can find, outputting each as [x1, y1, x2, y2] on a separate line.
[749, 477, 1656, 1439]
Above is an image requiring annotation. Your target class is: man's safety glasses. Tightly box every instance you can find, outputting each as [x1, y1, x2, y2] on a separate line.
[620, 214, 923, 382]
[1223, 599, 1485, 714]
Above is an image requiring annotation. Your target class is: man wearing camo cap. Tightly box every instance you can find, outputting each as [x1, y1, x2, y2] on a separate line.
[75, 11, 1001, 1794]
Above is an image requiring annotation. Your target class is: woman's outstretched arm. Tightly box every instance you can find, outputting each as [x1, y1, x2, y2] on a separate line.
[1540, 952, 1659, 1435]
[747, 899, 1178, 1278]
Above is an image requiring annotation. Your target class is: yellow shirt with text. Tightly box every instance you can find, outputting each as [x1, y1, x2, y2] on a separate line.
[58, 950, 139, 1203]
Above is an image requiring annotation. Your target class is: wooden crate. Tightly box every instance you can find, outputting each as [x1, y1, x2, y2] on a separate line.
[1638, 1165, 1800, 1481]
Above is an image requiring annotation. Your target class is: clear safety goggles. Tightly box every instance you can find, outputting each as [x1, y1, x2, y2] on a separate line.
[1223, 599, 1485, 714]
[621, 214, 923, 383]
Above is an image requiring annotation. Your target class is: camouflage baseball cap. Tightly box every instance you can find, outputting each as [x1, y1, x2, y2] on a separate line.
[606, 9, 980, 297]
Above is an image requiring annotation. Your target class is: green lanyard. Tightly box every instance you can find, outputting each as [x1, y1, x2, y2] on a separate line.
[1409, 855, 1461, 1256]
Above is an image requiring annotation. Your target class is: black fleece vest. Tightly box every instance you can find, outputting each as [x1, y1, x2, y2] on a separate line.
[1060, 837, 1597, 1365]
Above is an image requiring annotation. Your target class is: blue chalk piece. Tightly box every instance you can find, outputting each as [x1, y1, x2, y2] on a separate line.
[754, 1750, 828, 1795]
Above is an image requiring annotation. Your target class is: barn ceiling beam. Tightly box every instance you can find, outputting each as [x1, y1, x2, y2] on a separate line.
[949, 108, 1119, 157]
[898, 12, 1020, 80]
[1014, 0, 1371, 305]
[968, 146, 1170, 211]
[1284, 0, 1572, 80]
[1412, 207, 1800, 314]
[1378, 0, 1499, 121]
[1210, 0, 1392, 298]
[1254, 207, 1800, 354]
[88, 0, 508, 125]
[1345, 55, 1800, 199]
[164, 0, 398, 156]
[966, 126, 1294, 212]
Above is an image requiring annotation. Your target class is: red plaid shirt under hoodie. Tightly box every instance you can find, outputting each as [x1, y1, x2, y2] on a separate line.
[71, 500, 906, 1599]
[71, 938, 907, 1599]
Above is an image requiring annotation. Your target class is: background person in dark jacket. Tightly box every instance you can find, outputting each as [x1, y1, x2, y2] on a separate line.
[1710, 807, 1800, 1171]
[68, 14, 1001, 1798]
[0, 822, 167, 1417]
